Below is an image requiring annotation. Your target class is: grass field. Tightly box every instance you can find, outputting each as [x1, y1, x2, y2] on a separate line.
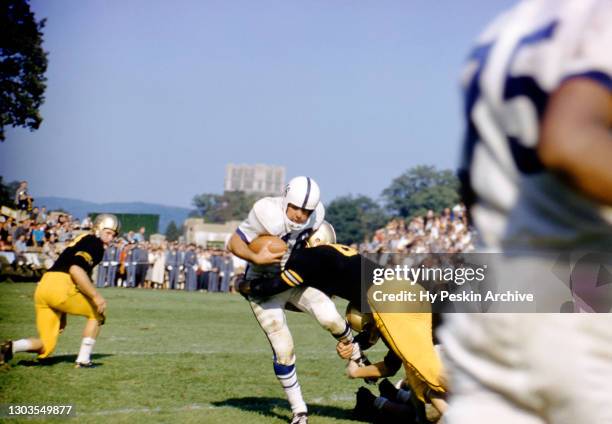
[0, 282, 388, 423]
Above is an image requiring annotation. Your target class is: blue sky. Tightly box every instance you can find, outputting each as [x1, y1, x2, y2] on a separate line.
[1, 0, 515, 208]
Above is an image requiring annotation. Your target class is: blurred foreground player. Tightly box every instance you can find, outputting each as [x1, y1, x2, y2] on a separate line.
[1, 214, 120, 368]
[440, 1, 612, 423]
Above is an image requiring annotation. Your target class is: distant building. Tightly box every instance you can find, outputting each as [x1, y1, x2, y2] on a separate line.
[183, 218, 241, 249]
[224, 164, 285, 195]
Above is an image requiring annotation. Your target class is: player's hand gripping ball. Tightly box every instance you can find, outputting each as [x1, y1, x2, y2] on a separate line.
[248, 235, 287, 265]
[248, 235, 287, 254]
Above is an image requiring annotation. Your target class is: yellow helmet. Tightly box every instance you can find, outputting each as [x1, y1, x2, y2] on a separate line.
[346, 302, 380, 345]
[307, 221, 336, 247]
[345, 302, 372, 332]
[93, 214, 121, 236]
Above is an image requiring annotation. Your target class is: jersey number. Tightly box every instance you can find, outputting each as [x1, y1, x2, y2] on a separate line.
[462, 20, 558, 175]
[329, 244, 358, 257]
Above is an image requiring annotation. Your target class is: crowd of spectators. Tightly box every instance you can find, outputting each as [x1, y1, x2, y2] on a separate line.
[95, 239, 244, 293]
[1, 180, 474, 288]
[359, 203, 475, 254]
[0, 208, 244, 292]
[0, 209, 91, 269]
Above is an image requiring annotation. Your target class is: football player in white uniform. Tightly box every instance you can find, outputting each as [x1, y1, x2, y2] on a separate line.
[228, 176, 358, 424]
[440, 1, 612, 423]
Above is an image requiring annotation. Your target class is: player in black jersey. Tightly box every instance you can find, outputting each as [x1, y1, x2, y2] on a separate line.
[242, 240, 377, 306]
[239, 223, 448, 420]
[0, 214, 120, 368]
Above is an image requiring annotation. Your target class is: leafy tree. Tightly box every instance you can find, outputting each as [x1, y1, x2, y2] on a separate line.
[326, 195, 388, 245]
[0, 0, 48, 141]
[165, 220, 181, 242]
[192, 191, 260, 223]
[191, 194, 220, 218]
[382, 165, 460, 219]
[0, 176, 20, 206]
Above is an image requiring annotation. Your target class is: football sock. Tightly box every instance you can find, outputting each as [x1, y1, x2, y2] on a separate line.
[333, 322, 363, 361]
[12, 339, 34, 353]
[76, 337, 96, 363]
[333, 322, 354, 344]
[274, 361, 307, 415]
[374, 396, 389, 410]
[350, 342, 363, 362]
[397, 389, 411, 404]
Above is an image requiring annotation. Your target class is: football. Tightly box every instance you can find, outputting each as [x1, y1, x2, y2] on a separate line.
[248, 235, 287, 254]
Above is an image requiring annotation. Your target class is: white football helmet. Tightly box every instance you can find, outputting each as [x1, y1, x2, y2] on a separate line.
[282, 176, 321, 232]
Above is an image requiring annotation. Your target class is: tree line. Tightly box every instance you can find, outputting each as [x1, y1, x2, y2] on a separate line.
[190, 165, 460, 245]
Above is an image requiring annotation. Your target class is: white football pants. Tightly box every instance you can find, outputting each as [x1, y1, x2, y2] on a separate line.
[249, 285, 346, 365]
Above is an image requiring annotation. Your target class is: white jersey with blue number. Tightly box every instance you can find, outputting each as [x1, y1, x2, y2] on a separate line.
[460, 0, 612, 249]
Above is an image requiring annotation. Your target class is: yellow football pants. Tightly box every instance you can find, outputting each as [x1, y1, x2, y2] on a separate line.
[34, 272, 102, 358]
[368, 280, 447, 402]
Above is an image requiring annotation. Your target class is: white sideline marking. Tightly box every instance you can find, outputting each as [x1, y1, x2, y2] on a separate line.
[52, 349, 344, 356]
[77, 403, 220, 416]
[77, 395, 355, 417]
[311, 394, 354, 403]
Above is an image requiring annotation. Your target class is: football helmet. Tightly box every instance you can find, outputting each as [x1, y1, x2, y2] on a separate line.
[346, 302, 380, 346]
[282, 176, 321, 232]
[307, 221, 336, 247]
[346, 302, 372, 332]
[93, 214, 121, 236]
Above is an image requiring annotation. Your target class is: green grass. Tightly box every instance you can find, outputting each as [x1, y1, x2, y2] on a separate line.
[0, 283, 387, 423]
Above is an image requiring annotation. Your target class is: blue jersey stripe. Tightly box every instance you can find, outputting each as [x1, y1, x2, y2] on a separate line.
[563, 70, 612, 92]
[236, 228, 250, 243]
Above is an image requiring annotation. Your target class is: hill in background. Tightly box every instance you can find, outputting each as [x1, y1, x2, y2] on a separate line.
[36, 197, 191, 234]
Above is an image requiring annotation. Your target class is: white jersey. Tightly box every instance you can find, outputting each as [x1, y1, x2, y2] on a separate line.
[460, 0, 612, 250]
[236, 196, 325, 267]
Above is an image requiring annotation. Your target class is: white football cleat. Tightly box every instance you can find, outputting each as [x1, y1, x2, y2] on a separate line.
[290, 412, 308, 424]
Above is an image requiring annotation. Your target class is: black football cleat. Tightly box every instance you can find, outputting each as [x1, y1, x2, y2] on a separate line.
[353, 386, 377, 422]
[75, 361, 97, 369]
[378, 378, 400, 402]
[0, 341, 13, 365]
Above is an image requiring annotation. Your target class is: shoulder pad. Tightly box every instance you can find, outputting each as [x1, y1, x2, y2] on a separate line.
[252, 197, 285, 236]
[81, 234, 103, 249]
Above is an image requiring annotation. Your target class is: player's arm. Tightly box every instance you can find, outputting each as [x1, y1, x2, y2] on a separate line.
[239, 274, 292, 297]
[69, 265, 107, 314]
[227, 233, 282, 265]
[346, 360, 391, 379]
[345, 348, 402, 379]
[227, 203, 283, 265]
[538, 78, 612, 204]
[239, 255, 309, 296]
